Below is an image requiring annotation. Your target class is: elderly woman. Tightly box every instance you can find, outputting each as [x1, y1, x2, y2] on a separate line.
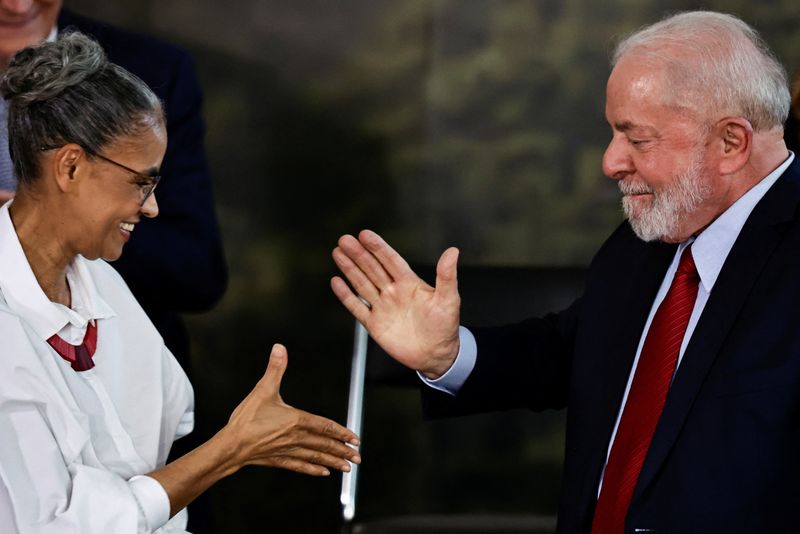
[0, 32, 359, 533]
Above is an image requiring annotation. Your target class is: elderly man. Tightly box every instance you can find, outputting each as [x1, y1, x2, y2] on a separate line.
[332, 11, 797, 533]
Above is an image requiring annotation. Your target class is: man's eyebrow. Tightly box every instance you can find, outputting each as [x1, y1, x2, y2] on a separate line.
[614, 121, 636, 132]
[613, 121, 658, 136]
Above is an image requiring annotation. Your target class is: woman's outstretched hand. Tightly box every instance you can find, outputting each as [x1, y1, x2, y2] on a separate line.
[149, 344, 360, 517]
[224, 343, 361, 476]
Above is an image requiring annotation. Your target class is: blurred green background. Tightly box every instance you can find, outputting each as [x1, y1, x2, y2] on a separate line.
[64, 1, 800, 532]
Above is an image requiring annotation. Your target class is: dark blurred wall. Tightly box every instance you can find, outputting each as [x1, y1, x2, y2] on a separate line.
[63, 1, 800, 532]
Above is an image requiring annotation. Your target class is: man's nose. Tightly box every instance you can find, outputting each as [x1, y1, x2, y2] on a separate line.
[602, 135, 634, 180]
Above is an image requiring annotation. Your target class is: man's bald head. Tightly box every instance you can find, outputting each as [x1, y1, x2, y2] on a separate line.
[613, 11, 790, 133]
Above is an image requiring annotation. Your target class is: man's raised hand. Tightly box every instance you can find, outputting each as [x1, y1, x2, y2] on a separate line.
[331, 230, 462, 378]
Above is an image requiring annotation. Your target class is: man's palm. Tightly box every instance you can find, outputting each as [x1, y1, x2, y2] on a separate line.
[331, 230, 461, 377]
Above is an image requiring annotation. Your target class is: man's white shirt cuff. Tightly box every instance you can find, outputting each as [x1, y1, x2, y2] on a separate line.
[417, 326, 477, 395]
[129, 474, 170, 530]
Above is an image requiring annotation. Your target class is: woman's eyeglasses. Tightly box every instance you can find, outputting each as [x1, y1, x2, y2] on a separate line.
[40, 145, 161, 206]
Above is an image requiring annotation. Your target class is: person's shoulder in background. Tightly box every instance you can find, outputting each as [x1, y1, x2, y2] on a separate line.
[57, 8, 191, 89]
[785, 74, 800, 153]
[56, 8, 228, 364]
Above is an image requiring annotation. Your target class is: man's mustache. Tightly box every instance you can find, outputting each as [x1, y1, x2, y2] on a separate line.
[618, 180, 654, 195]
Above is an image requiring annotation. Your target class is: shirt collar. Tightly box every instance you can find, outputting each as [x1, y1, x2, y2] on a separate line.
[0, 203, 115, 341]
[689, 151, 795, 293]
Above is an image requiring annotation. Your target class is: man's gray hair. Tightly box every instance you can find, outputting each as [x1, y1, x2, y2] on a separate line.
[613, 11, 790, 132]
[0, 31, 164, 185]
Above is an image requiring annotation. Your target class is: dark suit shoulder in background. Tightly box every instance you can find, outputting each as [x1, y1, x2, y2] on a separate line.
[58, 9, 228, 368]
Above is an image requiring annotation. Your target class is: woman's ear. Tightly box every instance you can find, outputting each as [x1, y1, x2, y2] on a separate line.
[51, 144, 85, 193]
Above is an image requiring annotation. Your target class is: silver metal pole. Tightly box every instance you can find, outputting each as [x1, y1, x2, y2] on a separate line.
[341, 320, 368, 522]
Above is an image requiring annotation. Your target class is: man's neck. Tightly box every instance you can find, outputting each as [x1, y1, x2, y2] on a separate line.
[748, 131, 791, 181]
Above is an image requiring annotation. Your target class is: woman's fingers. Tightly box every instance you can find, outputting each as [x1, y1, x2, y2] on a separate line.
[297, 411, 360, 447]
[225, 343, 363, 479]
[268, 457, 333, 477]
[258, 344, 289, 398]
[261, 443, 359, 473]
[291, 429, 361, 464]
[250, 426, 362, 474]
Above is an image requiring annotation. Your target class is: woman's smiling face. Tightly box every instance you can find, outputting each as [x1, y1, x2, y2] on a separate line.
[72, 125, 167, 262]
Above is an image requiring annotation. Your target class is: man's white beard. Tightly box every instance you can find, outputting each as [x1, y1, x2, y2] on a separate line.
[620, 155, 711, 242]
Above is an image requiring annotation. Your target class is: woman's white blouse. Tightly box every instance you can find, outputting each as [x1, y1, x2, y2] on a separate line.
[0, 203, 194, 533]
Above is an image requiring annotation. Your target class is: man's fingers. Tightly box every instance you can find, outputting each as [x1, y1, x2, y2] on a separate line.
[331, 277, 372, 325]
[435, 247, 460, 298]
[260, 344, 288, 397]
[338, 233, 393, 290]
[359, 229, 415, 283]
[332, 246, 380, 303]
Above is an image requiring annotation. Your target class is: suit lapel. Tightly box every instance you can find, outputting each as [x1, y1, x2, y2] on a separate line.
[633, 158, 800, 502]
[593, 242, 675, 450]
[574, 234, 676, 523]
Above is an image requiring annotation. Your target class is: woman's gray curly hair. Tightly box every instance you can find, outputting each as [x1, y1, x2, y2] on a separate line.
[0, 31, 164, 185]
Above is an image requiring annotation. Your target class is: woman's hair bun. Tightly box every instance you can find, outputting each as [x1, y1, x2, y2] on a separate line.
[0, 31, 107, 105]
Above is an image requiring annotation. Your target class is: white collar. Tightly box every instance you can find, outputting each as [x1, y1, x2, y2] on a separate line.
[0, 202, 115, 341]
[688, 151, 795, 293]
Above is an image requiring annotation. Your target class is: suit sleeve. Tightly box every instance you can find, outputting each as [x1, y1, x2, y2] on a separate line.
[111, 50, 227, 314]
[423, 298, 581, 417]
[420, 221, 655, 419]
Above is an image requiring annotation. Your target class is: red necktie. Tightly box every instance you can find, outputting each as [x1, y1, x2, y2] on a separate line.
[47, 321, 98, 372]
[591, 246, 699, 533]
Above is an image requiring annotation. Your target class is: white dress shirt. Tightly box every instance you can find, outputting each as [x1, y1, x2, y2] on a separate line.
[0, 203, 194, 533]
[422, 153, 795, 490]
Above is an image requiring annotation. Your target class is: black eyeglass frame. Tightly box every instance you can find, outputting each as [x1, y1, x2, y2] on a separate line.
[40, 145, 161, 206]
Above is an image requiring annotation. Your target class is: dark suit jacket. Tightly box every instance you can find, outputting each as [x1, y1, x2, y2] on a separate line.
[426, 157, 800, 533]
[57, 10, 228, 369]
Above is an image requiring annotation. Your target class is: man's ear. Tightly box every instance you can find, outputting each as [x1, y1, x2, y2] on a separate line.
[715, 117, 753, 175]
[51, 144, 85, 193]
